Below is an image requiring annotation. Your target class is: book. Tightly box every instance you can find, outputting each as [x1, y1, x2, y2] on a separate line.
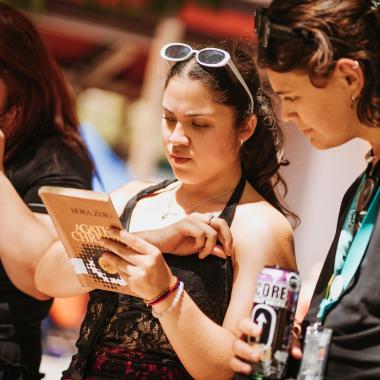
[38, 186, 129, 292]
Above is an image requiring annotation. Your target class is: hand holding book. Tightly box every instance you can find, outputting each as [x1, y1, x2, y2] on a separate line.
[98, 231, 176, 301]
[97, 215, 233, 300]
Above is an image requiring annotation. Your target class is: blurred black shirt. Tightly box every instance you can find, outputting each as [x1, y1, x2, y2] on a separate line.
[0, 137, 92, 377]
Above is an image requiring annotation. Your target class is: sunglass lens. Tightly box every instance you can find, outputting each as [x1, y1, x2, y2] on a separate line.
[165, 45, 192, 60]
[197, 49, 225, 65]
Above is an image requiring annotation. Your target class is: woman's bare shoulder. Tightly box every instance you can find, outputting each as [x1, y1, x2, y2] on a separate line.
[237, 182, 293, 238]
[231, 197, 296, 271]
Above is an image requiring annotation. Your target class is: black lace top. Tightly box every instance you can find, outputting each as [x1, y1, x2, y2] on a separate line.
[63, 177, 246, 380]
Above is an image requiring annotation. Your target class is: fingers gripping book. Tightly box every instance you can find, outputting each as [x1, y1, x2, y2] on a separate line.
[39, 186, 128, 292]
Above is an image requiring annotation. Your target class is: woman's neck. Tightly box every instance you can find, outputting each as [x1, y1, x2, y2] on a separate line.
[371, 143, 380, 165]
[358, 121, 380, 166]
[175, 166, 242, 211]
[369, 139, 380, 169]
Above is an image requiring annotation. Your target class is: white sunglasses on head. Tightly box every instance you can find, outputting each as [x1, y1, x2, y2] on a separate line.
[160, 42, 254, 115]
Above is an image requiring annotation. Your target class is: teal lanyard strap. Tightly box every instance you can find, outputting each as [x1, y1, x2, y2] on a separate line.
[317, 184, 380, 322]
[334, 175, 367, 272]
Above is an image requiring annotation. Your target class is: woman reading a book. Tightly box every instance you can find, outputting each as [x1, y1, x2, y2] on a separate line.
[35, 41, 298, 380]
[0, 3, 93, 379]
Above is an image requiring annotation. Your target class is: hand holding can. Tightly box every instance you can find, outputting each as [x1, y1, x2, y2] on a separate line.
[247, 266, 301, 379]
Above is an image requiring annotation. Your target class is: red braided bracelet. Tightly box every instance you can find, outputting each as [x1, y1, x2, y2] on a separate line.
[145, 277, 180, 307]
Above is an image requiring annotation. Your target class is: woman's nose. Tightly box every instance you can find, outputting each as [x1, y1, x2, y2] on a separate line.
[281, 103, 298, 125]
[169, 123, 189, 146]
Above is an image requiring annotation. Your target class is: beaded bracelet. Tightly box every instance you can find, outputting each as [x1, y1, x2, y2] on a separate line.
[152, 281, 184, 319]
[144, 277, 179, 307]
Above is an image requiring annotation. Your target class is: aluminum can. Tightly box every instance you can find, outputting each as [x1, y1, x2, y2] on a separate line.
[247, 266, 300, 379]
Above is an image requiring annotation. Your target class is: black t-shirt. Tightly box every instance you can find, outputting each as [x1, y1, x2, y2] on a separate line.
[304, 161, 380, 380]
[0, 136, 92, 376]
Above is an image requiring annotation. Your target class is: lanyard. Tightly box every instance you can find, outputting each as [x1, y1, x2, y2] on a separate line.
[317, 176, 380, 323]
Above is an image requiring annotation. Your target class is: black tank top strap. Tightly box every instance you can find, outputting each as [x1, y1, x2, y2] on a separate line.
[119, 178, 177, 230]
[218, 175, 246, 227]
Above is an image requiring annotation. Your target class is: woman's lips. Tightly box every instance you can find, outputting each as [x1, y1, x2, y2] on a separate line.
[170, 155, 191, 164]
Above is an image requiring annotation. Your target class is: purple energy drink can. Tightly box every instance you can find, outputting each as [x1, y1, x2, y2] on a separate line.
[247, 266, 300, 379]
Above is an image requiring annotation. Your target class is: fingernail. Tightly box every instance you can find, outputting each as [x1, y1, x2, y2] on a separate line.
[215, 244, 225, 253]
[241, 363, 252, 374]
[212, 248, 226, 259]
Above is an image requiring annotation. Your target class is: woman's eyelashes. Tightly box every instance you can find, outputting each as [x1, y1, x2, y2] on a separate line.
[163, 115, 176, 123]
[191, 121, 209, 129]
[163, 115, 209, 129]
[283, 96, 299, 103]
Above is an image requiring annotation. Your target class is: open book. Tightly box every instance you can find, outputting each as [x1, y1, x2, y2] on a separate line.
[39, 186, 129, 292]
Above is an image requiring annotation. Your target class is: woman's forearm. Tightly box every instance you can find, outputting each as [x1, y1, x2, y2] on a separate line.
[0, 172, 92, 299]
[154, 291, 236, 380]
[0, 173, 54, 299]
[35, 240, 92, 297]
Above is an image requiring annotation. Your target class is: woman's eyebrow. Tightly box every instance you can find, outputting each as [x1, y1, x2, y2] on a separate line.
[162, 106, 174, 114]
[275, 90, 292, 96]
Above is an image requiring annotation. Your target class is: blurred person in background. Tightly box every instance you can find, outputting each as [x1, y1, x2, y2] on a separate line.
[0, 2, 93, 378]
[230, 1, 380, 379]
[35, 41, 297, 380]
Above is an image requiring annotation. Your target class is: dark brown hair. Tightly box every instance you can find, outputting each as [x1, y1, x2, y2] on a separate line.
[164, 41, 298, 223]
[260, 0, 380, 128]
[0, 2, 93, 168]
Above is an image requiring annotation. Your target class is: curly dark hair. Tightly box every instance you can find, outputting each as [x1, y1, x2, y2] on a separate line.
[164, 40, 299, 224]
[258, 0, 380, 129]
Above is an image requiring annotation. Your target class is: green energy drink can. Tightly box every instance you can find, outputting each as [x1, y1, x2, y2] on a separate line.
[248, 266, 300, 379]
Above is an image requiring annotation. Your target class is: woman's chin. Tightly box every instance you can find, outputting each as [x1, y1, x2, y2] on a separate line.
[309, 137, 345, 150]
[171, 169, 202, 185]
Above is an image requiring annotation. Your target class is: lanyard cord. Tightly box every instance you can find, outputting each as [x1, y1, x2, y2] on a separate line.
[317, 175, 380, 323]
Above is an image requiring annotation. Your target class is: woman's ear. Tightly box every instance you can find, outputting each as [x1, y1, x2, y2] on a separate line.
[239, 115, 257, 143]
[335, 58, 364, 99]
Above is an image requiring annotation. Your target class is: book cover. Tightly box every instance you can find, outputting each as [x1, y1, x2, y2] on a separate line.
[39, 186, 128, 292]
